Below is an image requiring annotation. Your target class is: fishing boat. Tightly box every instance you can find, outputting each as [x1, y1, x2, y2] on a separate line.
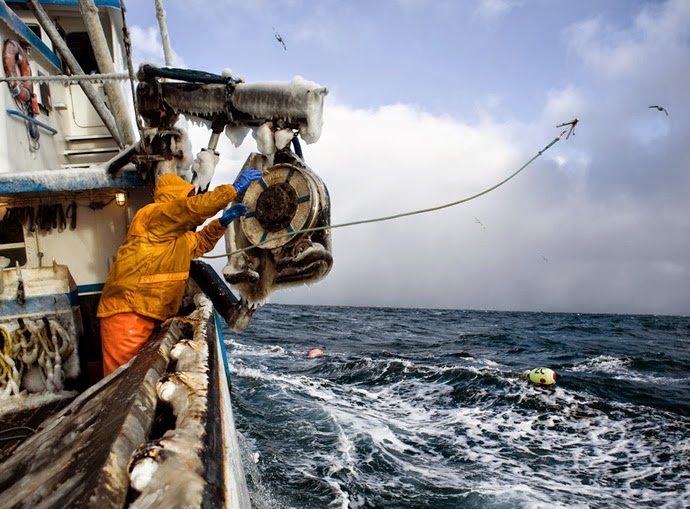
[0, 1, 332, 506]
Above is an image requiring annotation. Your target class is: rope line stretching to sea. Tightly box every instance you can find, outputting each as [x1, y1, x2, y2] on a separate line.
[204, 121, 577, 260]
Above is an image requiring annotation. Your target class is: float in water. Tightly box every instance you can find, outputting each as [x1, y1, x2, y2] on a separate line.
[307, 348, 324, 358]
[528, 367, 557, 385]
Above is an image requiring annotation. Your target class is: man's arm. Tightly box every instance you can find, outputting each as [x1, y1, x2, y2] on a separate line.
[188, 203, 248, 257]
[151, 169, 262, 237]
[188, 219, 228, 258]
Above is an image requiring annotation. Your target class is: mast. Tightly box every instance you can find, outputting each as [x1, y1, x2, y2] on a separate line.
[78, 0, 136, 146]
[154, 0, 175, 67]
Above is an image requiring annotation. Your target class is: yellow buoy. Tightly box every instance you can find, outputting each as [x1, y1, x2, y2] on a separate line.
[528, 367, 557, 385]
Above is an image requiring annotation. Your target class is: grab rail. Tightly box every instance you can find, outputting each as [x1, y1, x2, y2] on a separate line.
[6, 109, 58, 135]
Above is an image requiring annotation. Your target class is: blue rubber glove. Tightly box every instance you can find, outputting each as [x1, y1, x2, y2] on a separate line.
[233, 168, 263, 195]
[219, 203, 247, 226]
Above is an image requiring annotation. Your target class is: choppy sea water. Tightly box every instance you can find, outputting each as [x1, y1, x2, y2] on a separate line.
[223, 305, 690, 509]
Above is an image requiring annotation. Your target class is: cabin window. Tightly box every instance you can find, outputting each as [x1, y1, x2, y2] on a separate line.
[27, 24, 42, 40]
[65, 32, 99, 74]
[39, 81, 52, 114]
[0, 212, 28, 268]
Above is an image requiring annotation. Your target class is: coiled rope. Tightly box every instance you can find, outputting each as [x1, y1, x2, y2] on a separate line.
[204, 131, 567, 260]
[0, 325, 21, 397]
[0, 318, 74, 398]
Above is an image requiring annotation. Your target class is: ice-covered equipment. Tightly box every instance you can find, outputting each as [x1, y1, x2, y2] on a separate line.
[133, 65, 328, 184]
[231, 76, 327, 144]
[223, 149, 332, 330]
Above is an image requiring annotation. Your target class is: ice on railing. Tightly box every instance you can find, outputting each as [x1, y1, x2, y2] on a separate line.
[0, 166, 141, 193]
[0, 167, 110, 186]
[231, 76, 328, 144]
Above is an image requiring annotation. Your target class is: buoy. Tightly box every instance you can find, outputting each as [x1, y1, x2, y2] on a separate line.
[528, 367, 557, 386]
[307, 348, 324, 358]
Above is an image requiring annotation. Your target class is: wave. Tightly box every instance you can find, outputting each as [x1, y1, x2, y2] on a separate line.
[224, 306, 690, 508]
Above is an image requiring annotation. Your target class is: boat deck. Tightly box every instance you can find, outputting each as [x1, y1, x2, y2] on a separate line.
[0, 393, 75, 457]
[0, 316, 178, 507]
[0, 293, 254, 509]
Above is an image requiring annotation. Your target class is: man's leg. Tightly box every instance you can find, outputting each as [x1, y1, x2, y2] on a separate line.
[100, 312, 158, 376]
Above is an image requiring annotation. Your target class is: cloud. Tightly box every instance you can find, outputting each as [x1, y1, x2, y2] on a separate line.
[565, 0, 690, 80]
[560, 0, 690, 198]
[183, 62, 688, 315]
[176, 0, 689, 316]
[129, 25, 186, 68]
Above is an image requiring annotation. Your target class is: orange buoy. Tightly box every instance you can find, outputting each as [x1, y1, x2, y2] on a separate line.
[307, 348, 324, 358]
[3, 40, 37, 111]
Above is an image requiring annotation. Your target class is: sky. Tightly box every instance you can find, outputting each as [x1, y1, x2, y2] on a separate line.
[124, 0, 690, 316]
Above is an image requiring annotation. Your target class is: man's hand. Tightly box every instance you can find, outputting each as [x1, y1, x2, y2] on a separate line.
[233, 168, 263, 195]
[220, 203, 248, 226]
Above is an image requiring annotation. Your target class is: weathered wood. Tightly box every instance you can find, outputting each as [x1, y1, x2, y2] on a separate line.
[78, 0, 136, 145]
[204, 312, 251, 508]
[0, 320, 184, 508]
[0, 394, 74, 458]
[0, 297, 251, 508]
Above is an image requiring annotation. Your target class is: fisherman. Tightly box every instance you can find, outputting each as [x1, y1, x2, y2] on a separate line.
[96, 167, 262, 376]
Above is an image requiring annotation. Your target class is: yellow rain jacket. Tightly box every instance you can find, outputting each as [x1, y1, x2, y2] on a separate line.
[97, 174, 237, 321]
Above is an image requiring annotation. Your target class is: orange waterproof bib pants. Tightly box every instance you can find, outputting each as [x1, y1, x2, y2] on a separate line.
[100, 312, 158, 376]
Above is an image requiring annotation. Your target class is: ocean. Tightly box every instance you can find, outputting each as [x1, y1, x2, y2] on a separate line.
[223, 305, 690, 509]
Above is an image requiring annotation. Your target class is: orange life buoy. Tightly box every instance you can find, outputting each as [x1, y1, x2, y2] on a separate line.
[3, 39, 36, 107]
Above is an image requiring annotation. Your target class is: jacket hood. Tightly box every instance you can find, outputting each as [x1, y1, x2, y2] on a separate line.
[153, 174, 195, 204]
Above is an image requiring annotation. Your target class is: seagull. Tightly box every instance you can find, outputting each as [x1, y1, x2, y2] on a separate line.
[648, 105, 668, 116]
[541, 255, 550, 263]
[273, 28, 287, 51]
[474, 217, 486, 230]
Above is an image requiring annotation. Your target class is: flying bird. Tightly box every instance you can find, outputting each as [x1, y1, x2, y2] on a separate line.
[273, 28, 287, 51]
[648, 105, 668, 116]
[541, 255, 550, 263]
[474, 217, 486, 230]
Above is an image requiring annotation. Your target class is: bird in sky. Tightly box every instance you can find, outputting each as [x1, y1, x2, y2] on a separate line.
[541, 255, 550, 263]
[273, 28, 287, 51]
[648, 105, 668, 116]
[474, 217, 486, 230]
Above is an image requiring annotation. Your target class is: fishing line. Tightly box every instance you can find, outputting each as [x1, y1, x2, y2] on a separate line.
[0, 426, 35, 441]
[204, 127, 572, 260]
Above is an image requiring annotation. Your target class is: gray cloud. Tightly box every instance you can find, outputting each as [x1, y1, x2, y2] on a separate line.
[190, 1, 689, 316]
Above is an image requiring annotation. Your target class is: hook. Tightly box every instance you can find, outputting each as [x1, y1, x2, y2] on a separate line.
[556, 118, 579, 140]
